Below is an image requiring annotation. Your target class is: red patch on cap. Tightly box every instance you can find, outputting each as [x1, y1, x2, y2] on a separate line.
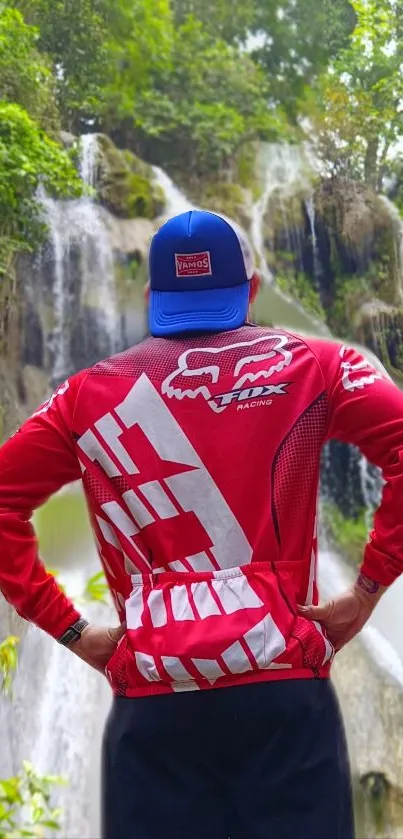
[175, 251, 212, 277]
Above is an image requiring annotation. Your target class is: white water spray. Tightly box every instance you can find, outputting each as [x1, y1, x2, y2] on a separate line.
[80, 133, 99, 189]
[305, 194, 322, 285]
[250, 143, 315, 283]
[40, 134, 119, 383]
[152, 166, 193, 216]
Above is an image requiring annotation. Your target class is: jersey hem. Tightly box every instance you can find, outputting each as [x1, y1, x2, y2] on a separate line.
[115, 664, 332, 698]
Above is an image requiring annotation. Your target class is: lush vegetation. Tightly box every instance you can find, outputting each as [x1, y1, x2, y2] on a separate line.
[0, 761, 64, 839]
[0, 0, 356, 273]
[0, 638, 64, 838]
[321, 501, 370, 566]
[2, 0, 403, 275]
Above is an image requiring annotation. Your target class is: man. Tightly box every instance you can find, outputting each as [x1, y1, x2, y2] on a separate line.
[0, 209, 402, 839]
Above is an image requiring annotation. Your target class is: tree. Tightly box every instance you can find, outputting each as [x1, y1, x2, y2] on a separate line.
[0, 7, 59, 134]
[250, 0, 357, 121]
[11, 0, 173, 132]
[0, 102, 82, 275]
[170, 0, 255, 44]
[10, 0, 108, 131]
[133, 16, 288, 178]
[310, 0, 403, 188]
[101, 0, 173, 129]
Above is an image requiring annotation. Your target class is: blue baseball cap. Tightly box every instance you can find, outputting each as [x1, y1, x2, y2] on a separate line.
[148, 210, 255, 337]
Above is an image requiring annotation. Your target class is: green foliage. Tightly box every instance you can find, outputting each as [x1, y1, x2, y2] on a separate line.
[82, 571, 109, 605]
[11, 0, 108, 130]
[171, 0, 254, 43]
[277, 271, 325, 320]
[35, 491, 91, 563]
[197, 182, 249, 227]
[0, 7, 59, 135]
[13, 0, 173, 131]
[0, 761, 65, 838]
[103, 0, 173, 126]
[0, 636, 19, 697]
[328, 274, 371, 337]
[322, 500, 369, 566]
[250, 0, 357, 119]
[135, 16, 287, 176]
[0, 102, 82, 275]
[312, 0, 403, 187]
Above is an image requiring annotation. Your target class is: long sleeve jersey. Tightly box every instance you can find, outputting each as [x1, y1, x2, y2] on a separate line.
[1, 325, 403, 696]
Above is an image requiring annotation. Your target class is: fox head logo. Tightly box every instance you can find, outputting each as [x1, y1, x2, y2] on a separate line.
[339, 345, 387, 392]
[161, 335, 293, 413]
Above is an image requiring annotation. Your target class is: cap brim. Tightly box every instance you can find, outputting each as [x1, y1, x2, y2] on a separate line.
[149, 284, 250, 337]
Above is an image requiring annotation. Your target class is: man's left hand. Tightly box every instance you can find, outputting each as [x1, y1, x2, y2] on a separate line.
[67, 623, 126, 673]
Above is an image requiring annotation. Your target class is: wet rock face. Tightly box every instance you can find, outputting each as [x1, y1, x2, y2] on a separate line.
[264, 171, 403, 376]
[355, 300, 403, 382]
[69, 305, 122, 377]
[321, 441, 366, 518]
[22, 299, 44, 368]
[13, 139, 159, 396]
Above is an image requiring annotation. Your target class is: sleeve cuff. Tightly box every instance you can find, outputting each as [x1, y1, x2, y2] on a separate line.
[361, 544, 401, 588]
[30, 590, 83, 640]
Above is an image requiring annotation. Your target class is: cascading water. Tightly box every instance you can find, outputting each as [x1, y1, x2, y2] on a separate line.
[250, 143, 315, 283]
[152, 165, 193, 215]
[379, 195, 403, 303]
[40, 134, 119, 386]
[305, 194, 323, 286]
[80, 133, 99, 189]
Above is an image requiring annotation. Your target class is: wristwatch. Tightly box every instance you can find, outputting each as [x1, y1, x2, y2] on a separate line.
[57, 618, 90, 646]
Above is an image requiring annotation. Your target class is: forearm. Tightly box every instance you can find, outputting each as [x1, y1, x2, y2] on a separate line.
[354, 571, 387, 607]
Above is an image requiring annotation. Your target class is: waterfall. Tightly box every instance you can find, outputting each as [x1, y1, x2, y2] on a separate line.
[40, 134, 119, 385]
[379, 196, 403, 303]
[80, 133, 99, 189]
[250, 143, 315, 283]
[39, 190, 72, 383]
[0, 502, 114, 839]
[152, 166, 193, 215]
[305, 194, 322, 285]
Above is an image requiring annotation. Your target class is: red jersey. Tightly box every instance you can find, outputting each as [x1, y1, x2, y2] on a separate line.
[1, 325, 403, 697]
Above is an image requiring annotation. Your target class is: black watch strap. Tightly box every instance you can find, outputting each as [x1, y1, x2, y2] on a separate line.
[58, 618, 89, 646]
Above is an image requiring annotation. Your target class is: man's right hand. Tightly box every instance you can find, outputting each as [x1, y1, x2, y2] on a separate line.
[67, 623, 126, 673]
[297, 574, 386, 651]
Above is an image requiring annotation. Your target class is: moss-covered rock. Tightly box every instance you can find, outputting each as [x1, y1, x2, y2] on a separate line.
[354, 299, 403, 384]
[188, 180, 253, 230]
[95, 134, 166, 220]
[314, 178, 401, 311]
[259, 169, 403, 376]
[276, 271, 325, 320]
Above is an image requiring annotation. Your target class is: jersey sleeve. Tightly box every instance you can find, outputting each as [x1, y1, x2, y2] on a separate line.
[0, 375, 86, 638]
[311, 338, 403, 586]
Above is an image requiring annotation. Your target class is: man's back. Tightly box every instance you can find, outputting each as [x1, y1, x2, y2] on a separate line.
[39, 323, 384, 695]
[2, 208, 403, 839]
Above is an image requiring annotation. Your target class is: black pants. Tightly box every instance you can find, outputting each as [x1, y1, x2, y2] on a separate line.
[101, 679, 355, 839]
